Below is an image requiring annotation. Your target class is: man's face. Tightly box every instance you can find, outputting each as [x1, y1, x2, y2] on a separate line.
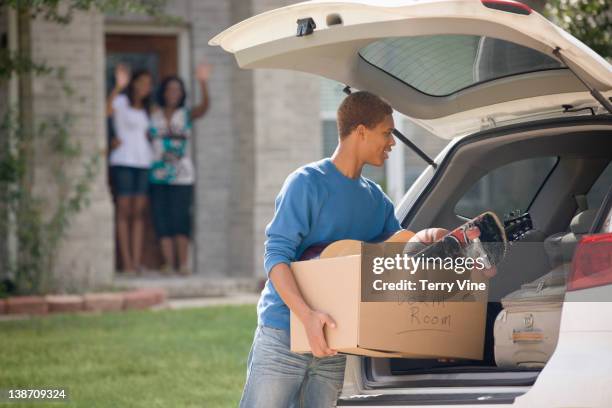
[358, 114, 395, 167]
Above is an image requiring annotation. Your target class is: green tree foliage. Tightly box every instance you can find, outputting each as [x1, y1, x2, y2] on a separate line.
[546, 0, 612, 60]
[0, 0, 168, 295]
[2, 0, 168, 24]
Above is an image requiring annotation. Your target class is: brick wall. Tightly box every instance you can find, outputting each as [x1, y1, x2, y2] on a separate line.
[19, 0, 324, 288]
[226, 0, 256, 278]
[250, 0, 322, 278]
[30, 10, 113, 291]
[182, 1, 237, 278]
[176, 0, 322, 279]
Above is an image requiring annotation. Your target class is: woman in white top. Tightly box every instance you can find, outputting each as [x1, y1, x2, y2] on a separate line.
[106, 65, 154, 274]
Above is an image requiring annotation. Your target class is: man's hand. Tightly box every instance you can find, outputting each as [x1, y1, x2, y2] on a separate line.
[465, 226, 498, 278]
[268, 262, 339, 358]
[302, 310, 338, 358]
[478, 265, 497, 278]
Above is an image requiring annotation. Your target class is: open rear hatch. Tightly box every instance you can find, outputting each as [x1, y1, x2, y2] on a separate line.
[210, 0, 612, 138]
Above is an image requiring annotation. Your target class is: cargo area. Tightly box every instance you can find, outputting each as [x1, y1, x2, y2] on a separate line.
[362, 118, 612, 389]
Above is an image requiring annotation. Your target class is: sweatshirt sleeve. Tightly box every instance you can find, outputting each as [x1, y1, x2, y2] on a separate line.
[382, 190, 401, 236]
[263, 172, 316, 276]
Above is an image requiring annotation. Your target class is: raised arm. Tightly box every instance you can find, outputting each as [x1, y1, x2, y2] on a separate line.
[190, 63, 211, 120]
[106, 64, 130, 117]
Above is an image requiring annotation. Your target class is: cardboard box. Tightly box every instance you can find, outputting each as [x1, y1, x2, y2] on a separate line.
[290, 252, 488, 359]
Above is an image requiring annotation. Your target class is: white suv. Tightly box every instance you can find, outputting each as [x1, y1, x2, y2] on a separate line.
[211, 1, 612, 406]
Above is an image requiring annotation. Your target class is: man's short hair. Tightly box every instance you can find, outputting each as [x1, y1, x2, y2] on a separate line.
[337, 91, 393, 139]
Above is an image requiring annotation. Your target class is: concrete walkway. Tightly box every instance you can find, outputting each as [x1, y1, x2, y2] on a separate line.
[114, 274, 261, 298]
[164, 293, 259, 309]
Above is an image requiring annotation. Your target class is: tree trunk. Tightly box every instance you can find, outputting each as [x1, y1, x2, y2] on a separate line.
[0, 6, 10, 282]
[16, 6, 36, 291]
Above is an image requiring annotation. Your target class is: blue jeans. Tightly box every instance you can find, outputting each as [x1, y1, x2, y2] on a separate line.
[239, 325, 346, 408]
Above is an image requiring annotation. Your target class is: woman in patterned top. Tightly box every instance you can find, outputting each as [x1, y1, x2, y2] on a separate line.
[148, 63, 211, 275]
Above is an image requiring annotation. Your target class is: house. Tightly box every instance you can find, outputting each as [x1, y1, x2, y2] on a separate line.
[0, 0, 446, 295]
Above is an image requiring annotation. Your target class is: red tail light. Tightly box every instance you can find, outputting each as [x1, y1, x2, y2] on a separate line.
[568, 233, 612, 291]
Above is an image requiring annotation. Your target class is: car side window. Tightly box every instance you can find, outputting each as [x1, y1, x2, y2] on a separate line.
[455, 157, 558, 219]
[587, 162, 612, 210]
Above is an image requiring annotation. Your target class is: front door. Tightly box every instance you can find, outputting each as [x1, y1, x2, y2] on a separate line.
[105, 33, 178, 272]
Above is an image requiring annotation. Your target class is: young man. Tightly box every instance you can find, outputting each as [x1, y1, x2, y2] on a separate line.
[239, 91, 415, 407]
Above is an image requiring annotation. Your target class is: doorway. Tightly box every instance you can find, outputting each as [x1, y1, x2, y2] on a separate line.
[105, 34, 178, 93]
[105, 33, 178, 273]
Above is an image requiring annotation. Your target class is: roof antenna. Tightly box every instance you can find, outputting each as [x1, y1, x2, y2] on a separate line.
[342, 85, 437, 168]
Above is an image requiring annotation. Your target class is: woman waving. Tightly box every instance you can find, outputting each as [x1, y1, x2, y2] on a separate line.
[106, 64, 154, 274]
[148, 63, 211, 275]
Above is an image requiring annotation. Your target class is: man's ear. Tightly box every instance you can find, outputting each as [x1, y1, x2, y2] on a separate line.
[356, 124, 366, 141]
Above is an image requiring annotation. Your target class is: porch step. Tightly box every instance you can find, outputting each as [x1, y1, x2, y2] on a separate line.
[112, 274, 261, 299]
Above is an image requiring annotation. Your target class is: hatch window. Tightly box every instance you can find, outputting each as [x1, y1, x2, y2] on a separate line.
[360, 35, 564, 97]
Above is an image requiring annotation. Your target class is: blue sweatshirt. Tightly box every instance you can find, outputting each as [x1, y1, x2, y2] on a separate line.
[259, 158, 401, 331]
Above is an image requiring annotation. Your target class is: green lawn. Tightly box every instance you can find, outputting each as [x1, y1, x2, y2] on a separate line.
[0, 305, 257, 408]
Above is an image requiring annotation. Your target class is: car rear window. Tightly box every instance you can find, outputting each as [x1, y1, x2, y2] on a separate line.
[455, 157, 558, 219]
[359, 35, 564, 97]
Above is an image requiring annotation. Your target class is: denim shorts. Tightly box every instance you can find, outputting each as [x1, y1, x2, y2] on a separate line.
[239, 325, 346, 408]
[110, 165, 149, 196]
